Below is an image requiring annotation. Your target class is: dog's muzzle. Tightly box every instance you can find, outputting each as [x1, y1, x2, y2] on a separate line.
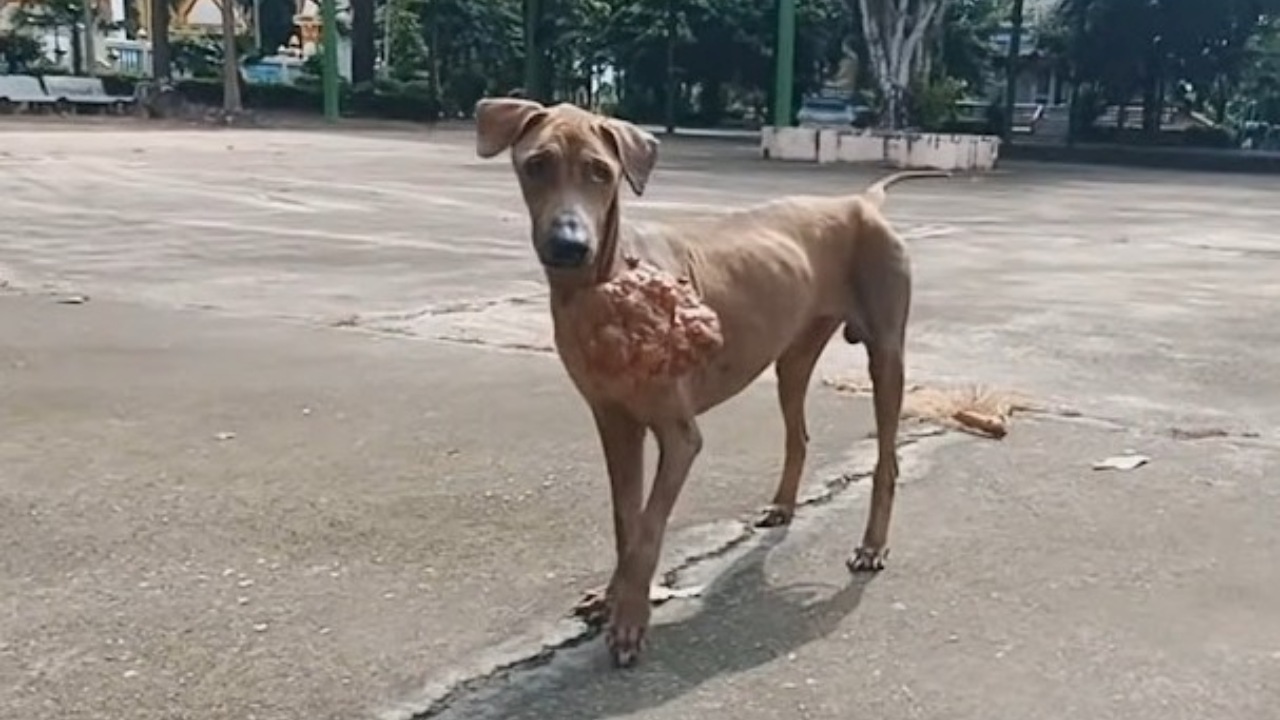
[541, 213, 592, 268]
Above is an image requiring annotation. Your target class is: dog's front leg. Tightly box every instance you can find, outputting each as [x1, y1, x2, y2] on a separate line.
[574, 405, 645, 626]
[608, 416, 702, 667]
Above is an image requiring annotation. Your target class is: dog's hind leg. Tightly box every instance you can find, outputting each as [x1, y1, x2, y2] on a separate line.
[757, 318, 841, 528]
[847, 223, 911, 573]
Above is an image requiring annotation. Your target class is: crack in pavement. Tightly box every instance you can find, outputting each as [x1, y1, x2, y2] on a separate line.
[366, 294, 546, 323]
[385, 410, 1280, 720]
[330, 294, 557, 355]
[432, 336, 556, 354]
[381, 399, 1278, 720]
[387, 426, 950, 720]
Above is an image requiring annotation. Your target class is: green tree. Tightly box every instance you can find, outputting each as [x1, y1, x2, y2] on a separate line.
[1052, 0, 1280, 137]
[0, 31, 45, 73]
[591, 0, 850, 126]
[11, 0, 90, 73]
[350, 0, 376, 84]
[936, 0, 1003, 91]
[254, 0, 300, 55]
[1235, 16, 1280, 125]
[852, 0, 950, 128]
[386, 0, 428, 80]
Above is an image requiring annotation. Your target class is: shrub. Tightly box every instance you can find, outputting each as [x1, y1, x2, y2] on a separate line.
[909, 76, 966, 132]
[1182, 125, 1236, 149]
[98, 73, 143, 96]
[174, 77, 226, 106]
[349, 77, 441, 121]
[172, 75, 442, 122]
[0, 31, 43, 73]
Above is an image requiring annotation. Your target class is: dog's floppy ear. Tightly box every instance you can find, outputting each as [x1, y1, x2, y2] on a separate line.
[602, 119, 660, 196]
[475, 98, 546, 159]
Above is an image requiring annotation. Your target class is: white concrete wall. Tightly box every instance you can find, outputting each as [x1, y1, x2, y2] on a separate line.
[760, 126, 819, 162]
[761, 126, 1001, 172]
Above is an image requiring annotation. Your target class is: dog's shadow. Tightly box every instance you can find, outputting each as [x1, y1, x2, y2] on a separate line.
[440, 534, 873, 720]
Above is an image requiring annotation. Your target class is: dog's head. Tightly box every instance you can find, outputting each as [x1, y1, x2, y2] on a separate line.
[474, 99, 659, 278]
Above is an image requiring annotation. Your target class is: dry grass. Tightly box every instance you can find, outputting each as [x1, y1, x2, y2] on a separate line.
[823, 376, 1034, 440]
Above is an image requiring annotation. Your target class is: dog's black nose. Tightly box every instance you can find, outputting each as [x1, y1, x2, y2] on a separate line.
[544, 214, 591, 267]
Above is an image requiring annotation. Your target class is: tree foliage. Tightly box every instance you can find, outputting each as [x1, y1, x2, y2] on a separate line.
[19, 0, 1268, 137]
[1048, 0, 1280, 133]
[360, 0, 858, 124]
[854, 0, 948, 127]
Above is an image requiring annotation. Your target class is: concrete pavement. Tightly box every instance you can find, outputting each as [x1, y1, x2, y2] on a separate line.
[0, 294, 874, 720]
[2, 120, 1278, 719]
[429, 419, 1280, 720]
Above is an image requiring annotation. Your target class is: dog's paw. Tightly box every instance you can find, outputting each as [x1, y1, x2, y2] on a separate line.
[606, 593, 651, 668]
[572, 586, 611, 628]
[607, 623, 647, 668]
[846, 546, 889, 573]
[754, 504, 796, 528]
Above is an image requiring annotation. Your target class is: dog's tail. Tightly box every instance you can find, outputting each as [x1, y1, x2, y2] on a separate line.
[862, 169, 951, 208]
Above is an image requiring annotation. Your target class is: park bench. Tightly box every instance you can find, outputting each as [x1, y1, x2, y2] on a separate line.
[40, 75, 136, 113]
[0, 75, 57, 113]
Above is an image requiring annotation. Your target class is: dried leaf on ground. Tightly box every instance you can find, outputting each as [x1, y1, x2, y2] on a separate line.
[826, 375, 1031, 440]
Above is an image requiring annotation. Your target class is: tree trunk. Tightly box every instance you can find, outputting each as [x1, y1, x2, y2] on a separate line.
[1214, 88, 1229, 126]
[523, 0, 542, 100]
[71, 23, 83, 75]
[1003, 0, 1025, 141]
[855, 0, 943, 129]
[351, 0, 375, 85]
[151, 0, 171, 81]
[427, 0, 440, 97]
[83, 0, 97, 76]
[1140, 34, 1162, 140]
[1141, 74, 1159, 138]
[1065, 0, 1085, 147]
[663, 0, 676, 133]
[221, 0, 242, 112]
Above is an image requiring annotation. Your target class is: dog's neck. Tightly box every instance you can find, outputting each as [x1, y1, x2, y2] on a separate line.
[594, 194, 624, 284]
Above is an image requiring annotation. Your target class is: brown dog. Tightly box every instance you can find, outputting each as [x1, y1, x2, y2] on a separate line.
[475, 98, 942, 667]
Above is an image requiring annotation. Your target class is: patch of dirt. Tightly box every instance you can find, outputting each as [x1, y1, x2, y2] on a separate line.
[824, 375, 1034, 440]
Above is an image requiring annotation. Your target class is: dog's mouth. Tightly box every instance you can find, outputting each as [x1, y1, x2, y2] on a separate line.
[540, 253, 591, 269]
[538, 241, 595, 270]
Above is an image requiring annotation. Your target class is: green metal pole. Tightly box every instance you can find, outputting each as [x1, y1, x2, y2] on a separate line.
[321, 0, 340, 121]
[772, 0, 796, 128]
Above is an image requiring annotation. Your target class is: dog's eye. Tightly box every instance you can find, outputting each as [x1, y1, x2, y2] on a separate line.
[522, 153, 552, 177]
[586, 158, 613, 184]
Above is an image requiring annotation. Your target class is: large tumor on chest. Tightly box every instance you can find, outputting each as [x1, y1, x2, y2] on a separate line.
[573, 258, 724, 384]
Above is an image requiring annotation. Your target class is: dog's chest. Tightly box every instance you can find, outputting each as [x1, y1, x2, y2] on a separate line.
[552, 318, 676, 407]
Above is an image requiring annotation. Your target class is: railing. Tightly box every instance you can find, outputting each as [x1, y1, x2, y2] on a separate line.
[1093, 105, 1180, 129]
[104, 39, 151, 77]
[952, 100, 1046, 133]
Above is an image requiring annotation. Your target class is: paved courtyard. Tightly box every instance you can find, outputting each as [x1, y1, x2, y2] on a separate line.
[1, 121, 1278, 720]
